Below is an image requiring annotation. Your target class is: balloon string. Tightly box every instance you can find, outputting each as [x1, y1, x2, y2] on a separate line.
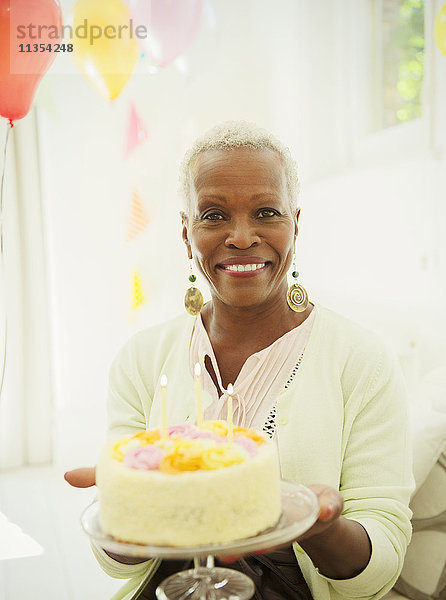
[0, 121, 13, 401]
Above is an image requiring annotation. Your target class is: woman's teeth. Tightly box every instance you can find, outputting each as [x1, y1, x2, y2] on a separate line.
[222, 263, 266, 272]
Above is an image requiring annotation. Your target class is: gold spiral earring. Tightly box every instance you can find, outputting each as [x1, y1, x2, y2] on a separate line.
[184, 258, 203, 316]
[286, 255, 309, 313]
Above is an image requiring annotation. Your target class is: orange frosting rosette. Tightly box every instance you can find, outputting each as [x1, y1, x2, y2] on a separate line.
[233, 427, 266, 445]
[159, 439, 245, 474]
[159, 440, 206, 474]
[201, 421, 266, 445]
[134, 429, 161, 444]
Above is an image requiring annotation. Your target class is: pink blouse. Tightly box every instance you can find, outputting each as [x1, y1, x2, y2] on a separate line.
[189, 306, 316, 438]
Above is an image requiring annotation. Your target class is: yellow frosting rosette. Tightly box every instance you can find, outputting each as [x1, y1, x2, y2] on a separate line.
[112, 429, 162, 461]
[201, 420, 228, 437]
[111, 439, 142, 462]
[200, 445, 245, 469]
[159, 439, 245, 474]
[112, 442, 126, 462]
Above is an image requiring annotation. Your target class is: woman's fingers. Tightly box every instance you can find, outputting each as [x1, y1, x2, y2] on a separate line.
[294, 484, 344, 543]
[306, 483, 343, 522]
[318, 490, 343, 522]
[64, 467, 96, 488]
[218, 554, 240, 563]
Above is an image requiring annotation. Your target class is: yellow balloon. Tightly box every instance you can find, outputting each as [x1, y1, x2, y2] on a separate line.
[434, 2, 446, 57]
[72, 0, 139, 100]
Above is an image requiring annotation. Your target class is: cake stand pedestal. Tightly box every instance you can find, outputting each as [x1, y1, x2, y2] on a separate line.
[157, 554, 254, 600]
[81, 481, 319, 600]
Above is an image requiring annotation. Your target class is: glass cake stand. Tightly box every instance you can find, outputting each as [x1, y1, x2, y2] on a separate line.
[81, 481, 319, 600]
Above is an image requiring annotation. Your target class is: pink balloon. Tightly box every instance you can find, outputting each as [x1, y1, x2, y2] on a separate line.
[0, 0, 62, 123]
[129, 0, 202, 68]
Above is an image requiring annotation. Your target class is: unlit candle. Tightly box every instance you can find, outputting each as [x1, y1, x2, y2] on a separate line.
[227, 383, 234, 444]
[160, 374, 168, 442]
[194, 363, 204, 428]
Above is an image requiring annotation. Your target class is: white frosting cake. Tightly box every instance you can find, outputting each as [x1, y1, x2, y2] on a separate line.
[96, 421, 281, 546]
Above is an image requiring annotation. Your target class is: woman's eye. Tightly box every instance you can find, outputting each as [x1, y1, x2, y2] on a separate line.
[202, 212, 224, 221]
[258, 209, 279, 218]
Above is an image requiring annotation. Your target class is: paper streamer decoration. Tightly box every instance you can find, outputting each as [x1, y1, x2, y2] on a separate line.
[126, 189, 149, 242]
[131, 270, 146, 312]
[125, 102, 148, 157]
[434, 3, 446, 57]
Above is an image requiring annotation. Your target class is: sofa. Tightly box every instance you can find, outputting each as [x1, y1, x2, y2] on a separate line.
[383, 366, 446, 600]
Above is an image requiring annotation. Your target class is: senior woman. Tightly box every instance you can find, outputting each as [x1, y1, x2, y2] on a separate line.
[66, 121, 414, 600]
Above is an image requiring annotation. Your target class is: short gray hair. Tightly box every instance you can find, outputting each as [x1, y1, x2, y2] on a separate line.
[179, 120, 300, 214]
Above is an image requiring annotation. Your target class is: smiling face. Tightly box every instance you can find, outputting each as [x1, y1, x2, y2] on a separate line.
[182, 147, 299, 310]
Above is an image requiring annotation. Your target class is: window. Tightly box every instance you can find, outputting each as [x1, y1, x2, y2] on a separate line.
[345, 0, 432, 169]
[372, 0, 425, 131]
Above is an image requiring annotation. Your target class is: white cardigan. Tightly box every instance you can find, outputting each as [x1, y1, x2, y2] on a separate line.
[92, 303, 414, 600]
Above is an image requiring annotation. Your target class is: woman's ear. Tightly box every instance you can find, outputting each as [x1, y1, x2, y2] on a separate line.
[180, 211, 193, 259]
[294, 207, 301, 240]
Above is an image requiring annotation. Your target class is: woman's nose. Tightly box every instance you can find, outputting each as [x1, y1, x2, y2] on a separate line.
[224, 220, 261, 249]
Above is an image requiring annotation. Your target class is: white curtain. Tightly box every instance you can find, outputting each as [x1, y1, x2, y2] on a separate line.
[0, 111, 53, 469]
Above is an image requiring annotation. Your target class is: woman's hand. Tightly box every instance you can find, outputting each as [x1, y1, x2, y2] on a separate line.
[64, 467, 96, 487]
[298, 483, 344, 541]
[219, 483, 343, 563]
[297, 484, 372, 579]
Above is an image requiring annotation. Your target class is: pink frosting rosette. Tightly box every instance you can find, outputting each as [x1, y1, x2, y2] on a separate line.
[123, 446, 166, 470]
[234, 435, 259, 457]
[188, 430, 226, 443]
[166, 424, 226, 443]
[167, 424, 197, 437]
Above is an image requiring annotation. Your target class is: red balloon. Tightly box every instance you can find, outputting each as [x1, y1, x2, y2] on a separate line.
[0, 0, 62, 123]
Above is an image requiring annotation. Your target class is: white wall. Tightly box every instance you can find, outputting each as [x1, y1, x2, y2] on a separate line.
[33, 0, 446, 469]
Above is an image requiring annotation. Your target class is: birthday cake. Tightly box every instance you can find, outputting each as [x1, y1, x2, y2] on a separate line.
[96, 421, 281, 546]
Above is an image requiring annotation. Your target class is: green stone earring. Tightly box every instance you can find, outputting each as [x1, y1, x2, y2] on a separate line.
[184, 258, 203, 316]
[286, 254, 309, 313]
